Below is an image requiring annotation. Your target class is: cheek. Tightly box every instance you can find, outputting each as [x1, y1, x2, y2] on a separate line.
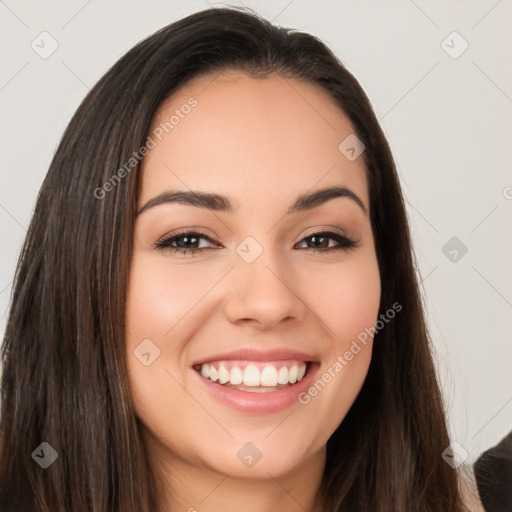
[125, 255, 208, 444]
[125, 255, 221, 346]
[125, 254, 229, 426]
[294, 251, 381, 434]
[298, 252, 381, 346]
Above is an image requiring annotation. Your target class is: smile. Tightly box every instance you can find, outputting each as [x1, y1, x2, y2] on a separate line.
[193, 360, 309, 392]
[191, 348, 318, 413]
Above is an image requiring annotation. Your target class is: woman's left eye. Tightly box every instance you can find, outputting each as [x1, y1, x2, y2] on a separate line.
[154, 230, 358, 256]
[295, 231, 358, 252]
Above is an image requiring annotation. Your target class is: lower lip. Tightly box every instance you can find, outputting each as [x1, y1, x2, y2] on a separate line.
[192, 363, 319, 414]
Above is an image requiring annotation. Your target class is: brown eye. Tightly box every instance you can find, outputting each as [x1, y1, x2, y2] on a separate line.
[155, 231, 220, 255]
[296, 231, 358, 252]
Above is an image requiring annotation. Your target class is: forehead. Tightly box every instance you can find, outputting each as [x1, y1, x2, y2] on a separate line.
[139, 71, 369, 210]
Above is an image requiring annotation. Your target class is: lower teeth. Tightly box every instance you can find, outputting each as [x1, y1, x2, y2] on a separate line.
[221, 382, 292, 392]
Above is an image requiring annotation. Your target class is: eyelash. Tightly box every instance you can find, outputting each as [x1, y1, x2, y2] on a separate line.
[154, 230, 358, 256]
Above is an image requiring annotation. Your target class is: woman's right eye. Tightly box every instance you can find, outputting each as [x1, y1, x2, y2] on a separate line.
[154, 231, 221, 255]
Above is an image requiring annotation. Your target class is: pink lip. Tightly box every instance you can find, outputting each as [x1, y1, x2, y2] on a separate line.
[191, 348, 317, 367]
[192, 361, 320, 414]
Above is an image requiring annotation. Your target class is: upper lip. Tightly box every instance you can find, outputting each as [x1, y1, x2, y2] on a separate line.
[191, 348, 317, 367]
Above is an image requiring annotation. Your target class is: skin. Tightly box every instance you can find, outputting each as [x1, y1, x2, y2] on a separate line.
[126, 70, 381, 512]
[461, 468, 485, 512]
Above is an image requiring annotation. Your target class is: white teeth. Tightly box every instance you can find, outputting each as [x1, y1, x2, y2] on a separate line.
[277, 367, 289, 385]
[260, 366, 278, 386]
[198, 362, 308, 388]
[229, 366, 243, 385]
[218, 365, 230, 384]
[243, 365, 261, 386]
[288, 365, 298, 384]
[209, 366, 218, 382]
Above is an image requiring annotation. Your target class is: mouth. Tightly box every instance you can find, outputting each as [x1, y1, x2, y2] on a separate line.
[190, 348, 319, 413]
[192, 359, 312, 393]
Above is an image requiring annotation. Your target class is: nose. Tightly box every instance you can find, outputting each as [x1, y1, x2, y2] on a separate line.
[222, 244, 307, 330]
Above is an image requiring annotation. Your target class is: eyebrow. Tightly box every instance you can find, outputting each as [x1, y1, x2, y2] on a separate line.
[137, 185, 367, 216]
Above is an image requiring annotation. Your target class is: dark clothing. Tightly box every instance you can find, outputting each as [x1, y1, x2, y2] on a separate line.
[474, 431, 512, 512]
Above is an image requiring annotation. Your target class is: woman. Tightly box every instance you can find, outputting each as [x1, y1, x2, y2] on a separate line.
[0, 6, 473, 511]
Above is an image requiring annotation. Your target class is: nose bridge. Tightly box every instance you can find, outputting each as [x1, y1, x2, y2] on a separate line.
[223, 236, 305, 328]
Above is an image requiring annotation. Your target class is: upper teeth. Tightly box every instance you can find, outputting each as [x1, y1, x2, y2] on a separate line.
[199, 361, 307, 387]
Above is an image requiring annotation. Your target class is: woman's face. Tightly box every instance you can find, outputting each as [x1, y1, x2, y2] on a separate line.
[126, 71, 381, 480]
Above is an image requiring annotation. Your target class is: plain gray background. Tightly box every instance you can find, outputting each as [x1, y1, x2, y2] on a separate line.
[1, 0, 511, 465]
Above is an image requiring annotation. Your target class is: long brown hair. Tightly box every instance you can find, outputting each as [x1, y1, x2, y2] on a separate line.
[0, 6, 468, 511]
